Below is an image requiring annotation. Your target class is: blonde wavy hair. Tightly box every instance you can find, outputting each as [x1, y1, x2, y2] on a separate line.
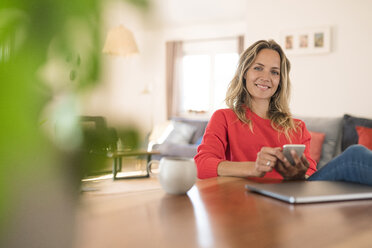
[225, 39, 299, 139]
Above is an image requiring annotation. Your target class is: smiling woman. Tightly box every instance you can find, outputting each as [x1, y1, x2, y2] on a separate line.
[195, 39, 312, 180]
[225, 40, 294, 136]
[244, 49, 281, 107]
[194, 39, 372, 187]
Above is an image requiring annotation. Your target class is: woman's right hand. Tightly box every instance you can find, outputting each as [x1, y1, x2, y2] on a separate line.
[217, 147, 281, 178]
[254, 147, 281, 177]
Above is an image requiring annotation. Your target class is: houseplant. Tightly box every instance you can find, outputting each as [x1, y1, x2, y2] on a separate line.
[0, 0, 149, 246]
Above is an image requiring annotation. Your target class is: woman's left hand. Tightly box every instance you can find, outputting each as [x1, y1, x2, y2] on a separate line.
[275, 149, 309, 180]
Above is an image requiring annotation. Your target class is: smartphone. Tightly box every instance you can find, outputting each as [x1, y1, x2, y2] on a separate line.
[282, 144, 306, 165]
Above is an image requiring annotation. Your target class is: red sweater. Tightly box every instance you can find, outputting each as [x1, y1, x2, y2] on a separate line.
[194, 108, 317, 179]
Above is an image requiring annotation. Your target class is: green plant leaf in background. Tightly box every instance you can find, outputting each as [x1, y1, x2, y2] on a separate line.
[0, 0, 149, 247]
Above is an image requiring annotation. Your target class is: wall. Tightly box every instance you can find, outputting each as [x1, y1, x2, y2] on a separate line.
[82, 0, 372, 141]
[80, 0, 247, 139]
[245, 0, 372, 118]
[80, 0, 166, 140]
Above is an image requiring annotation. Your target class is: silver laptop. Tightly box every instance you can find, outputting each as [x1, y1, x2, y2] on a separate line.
[245, 181, 372, 204]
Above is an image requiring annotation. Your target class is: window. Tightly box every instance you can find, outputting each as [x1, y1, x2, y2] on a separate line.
[166, 36, 244, 118]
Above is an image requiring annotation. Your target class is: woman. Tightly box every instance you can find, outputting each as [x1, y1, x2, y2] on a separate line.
[194, 39, 372, 185]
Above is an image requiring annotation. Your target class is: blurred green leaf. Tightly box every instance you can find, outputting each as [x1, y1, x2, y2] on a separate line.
[0, 0, 150, 246]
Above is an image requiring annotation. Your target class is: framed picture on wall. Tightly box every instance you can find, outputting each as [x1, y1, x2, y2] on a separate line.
[280, 26, 331, 55]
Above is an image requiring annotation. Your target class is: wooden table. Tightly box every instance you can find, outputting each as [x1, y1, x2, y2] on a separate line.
[75, 177, 372, 248]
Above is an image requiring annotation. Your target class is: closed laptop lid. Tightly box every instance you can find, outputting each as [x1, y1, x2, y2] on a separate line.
[245, 181, 372, 204]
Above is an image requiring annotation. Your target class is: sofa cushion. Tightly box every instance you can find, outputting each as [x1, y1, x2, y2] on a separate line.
[297, 116, 342, 169]
[165, 121, 197, 145]
[149, 118, 208, 159]
[342, 114, 372, 151]
[356, 126, 372, 150]
[309, 131, 325, 163]
[171, 117, 208, 144]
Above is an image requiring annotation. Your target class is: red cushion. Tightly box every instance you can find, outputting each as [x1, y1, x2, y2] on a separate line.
[356, 126, 372, 150]
[309, 131, 326, 163]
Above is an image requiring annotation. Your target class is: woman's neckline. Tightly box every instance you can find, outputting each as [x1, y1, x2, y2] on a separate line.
[246, 107, 271, 124]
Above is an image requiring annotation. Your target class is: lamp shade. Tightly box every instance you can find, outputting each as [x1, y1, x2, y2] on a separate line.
[102, 25, 139, 57]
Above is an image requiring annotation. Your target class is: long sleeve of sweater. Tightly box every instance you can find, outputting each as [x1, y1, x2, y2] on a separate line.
[194, 108, 317, 179]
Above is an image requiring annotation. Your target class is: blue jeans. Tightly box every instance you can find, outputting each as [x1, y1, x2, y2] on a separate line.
[308, 145, 372, 186]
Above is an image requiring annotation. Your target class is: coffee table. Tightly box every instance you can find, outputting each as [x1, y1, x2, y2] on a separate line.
[107, 150, 160, 180]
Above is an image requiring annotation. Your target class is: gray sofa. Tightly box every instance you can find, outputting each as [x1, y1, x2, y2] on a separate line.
[152, 114, 370, 169]
[151, 117, 208, 160]
[296, 116, 342, 168]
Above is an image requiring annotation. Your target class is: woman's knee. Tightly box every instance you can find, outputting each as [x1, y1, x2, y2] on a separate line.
[343, 144, 369, 157]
